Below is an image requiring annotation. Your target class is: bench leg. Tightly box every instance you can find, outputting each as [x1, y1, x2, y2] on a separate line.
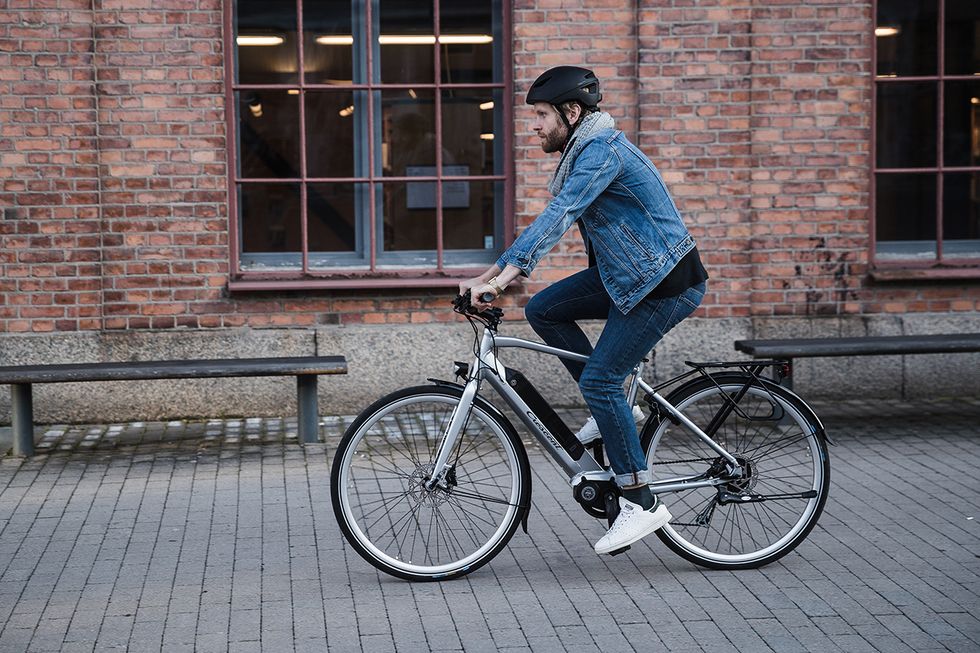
[296, 375, 320, 444]
[11, 383, 35, 457]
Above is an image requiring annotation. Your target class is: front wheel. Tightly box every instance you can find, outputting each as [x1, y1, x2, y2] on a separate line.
[331, 385, 530, 581]
[643, 374, 830, 569]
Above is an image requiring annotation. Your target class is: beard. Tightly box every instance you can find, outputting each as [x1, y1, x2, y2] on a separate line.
[539, 124, 568, 153]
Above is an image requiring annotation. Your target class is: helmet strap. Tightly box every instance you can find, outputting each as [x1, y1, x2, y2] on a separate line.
[553, 103, 577, 150]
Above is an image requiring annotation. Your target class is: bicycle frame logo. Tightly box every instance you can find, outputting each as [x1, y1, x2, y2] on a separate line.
[524, 409, 562, 451]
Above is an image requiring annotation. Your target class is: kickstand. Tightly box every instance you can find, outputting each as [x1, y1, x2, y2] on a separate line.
[603, 491, 631, 556]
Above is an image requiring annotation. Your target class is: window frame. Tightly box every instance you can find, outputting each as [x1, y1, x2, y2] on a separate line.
[222, 0, 514, 290]
[871, 0, 980, 275]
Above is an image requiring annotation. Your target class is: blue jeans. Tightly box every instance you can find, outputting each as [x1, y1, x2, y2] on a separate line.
[525, 267, 706, 487]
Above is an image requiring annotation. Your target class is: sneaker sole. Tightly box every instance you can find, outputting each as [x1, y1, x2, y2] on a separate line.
[594, 506, 672, 555]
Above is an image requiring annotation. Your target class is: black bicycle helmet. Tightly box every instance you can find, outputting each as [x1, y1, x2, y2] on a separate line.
[525, 66, 602, 109]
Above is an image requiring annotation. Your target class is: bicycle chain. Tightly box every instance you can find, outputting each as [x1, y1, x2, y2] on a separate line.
[650, 457, 714, 466]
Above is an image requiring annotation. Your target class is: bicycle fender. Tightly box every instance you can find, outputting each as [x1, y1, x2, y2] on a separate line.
[427, 377, 464, 390]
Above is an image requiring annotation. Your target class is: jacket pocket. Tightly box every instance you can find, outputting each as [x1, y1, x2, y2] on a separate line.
[619, 223, 648, 254]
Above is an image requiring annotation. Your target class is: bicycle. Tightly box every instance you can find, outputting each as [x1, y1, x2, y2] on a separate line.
[330, 292, 831, 582]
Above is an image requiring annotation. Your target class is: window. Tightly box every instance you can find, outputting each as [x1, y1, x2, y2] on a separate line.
[227, 0, 511, 287]
[873, 0, 980, 266]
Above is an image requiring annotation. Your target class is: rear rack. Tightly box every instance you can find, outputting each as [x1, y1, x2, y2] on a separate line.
[648, 359, 791, 396]
[683, 359, 788, 370]
[643, 359, 794, 435]
[685, 359, 790, 385]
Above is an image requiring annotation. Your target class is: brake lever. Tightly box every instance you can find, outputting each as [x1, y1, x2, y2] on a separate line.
[452, 291, 503, 321]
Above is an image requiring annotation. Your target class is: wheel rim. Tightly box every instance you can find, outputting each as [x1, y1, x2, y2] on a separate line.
[337, 394, 522, 576]
[649, 384, 825, 564]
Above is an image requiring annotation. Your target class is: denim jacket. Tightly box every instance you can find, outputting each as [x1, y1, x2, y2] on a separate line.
[497, 129, 696, 314]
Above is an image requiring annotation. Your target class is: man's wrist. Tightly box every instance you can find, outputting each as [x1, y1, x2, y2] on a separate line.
[487, 276, 505, 295]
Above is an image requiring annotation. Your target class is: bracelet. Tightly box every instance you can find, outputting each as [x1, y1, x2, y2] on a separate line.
[487, 276, 504, 295]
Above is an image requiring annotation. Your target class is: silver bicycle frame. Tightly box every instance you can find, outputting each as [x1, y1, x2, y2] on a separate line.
[426, 326, 739, 494]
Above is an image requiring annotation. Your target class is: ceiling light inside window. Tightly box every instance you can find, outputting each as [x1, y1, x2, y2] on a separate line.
[248, 102, 263, 118]
[237, 35, 285, 46]
[479, 133, 494, 141]
[316, 35, 354, 45]
[875, 27, 900, 37]
[339, 105, 355, 117]
[479, 101, 494, 111]
[439, 35, 493, 44]
[381, 35, 435, 45]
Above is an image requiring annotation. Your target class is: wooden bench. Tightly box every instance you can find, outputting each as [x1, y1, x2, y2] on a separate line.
[734, 333, 980, 387]
[0, 356, 348, 456]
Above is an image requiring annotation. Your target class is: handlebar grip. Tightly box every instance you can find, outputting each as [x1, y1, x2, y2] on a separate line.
[479, 292, 496, 304]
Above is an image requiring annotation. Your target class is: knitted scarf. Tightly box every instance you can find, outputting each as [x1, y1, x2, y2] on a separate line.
[548, 111, 616, 197]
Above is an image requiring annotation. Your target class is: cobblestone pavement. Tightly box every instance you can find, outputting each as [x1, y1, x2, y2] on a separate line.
[0, 399, 978, 652]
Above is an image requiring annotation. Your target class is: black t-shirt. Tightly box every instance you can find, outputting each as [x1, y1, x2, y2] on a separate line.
[579, 221, 707, 298]
[646, 246, 708, 299]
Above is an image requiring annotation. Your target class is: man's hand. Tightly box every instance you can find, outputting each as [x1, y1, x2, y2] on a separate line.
[458, 266, 513, 310]
[458, 275, 497, 310]
[468, 283, 498, 310]
[458, 276, 487, 296]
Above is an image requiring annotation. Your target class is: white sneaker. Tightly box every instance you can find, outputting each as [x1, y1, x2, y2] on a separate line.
[594, 497, 671, 555]
[575, 405, 645, 444]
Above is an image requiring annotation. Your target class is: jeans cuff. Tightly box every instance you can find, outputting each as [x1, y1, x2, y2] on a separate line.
[615, 469, 651, 488]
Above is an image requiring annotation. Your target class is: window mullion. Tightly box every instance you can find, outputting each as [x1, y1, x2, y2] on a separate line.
[434, 0, 444, 270]
[935, 0, 945, 261]
[225, 0, 241, 277]
[366, 0, 377, 272]
[297, 0, 309, 273]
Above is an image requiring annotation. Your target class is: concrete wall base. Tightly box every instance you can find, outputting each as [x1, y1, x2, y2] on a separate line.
[1, 313, 978, 429]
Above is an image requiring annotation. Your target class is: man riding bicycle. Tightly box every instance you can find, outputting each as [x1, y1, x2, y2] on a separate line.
[460, 66, 708, 555]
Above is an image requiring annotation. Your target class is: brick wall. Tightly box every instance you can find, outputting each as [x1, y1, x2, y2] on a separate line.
[0, 0, 101, 333]
[744, 0, 873, 318]
[93, 0, 227, 330]
[635, 0, 755, 319]
[1, 0, 978, 337]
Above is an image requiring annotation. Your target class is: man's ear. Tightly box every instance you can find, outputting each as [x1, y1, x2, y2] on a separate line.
[563, 102, 582, 126]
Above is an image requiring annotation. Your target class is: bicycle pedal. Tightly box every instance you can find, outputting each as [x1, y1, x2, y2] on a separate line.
[606, 545, 631, 556]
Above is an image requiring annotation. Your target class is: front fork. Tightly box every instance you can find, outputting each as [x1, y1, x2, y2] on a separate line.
[424, 368, 481, 491]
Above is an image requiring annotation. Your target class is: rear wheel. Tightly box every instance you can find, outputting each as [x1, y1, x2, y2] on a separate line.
[331, 385, 530, 581]
[643, 374, 830, 569]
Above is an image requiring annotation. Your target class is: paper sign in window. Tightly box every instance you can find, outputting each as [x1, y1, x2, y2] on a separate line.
[406, 166, 470, 209]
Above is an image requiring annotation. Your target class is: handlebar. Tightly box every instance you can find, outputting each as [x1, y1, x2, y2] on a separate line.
[453, 290, 503, 328]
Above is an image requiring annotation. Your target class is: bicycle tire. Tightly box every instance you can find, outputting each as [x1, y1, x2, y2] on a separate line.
[331, 385, 531, 581]
[642, 373, 830, 569]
